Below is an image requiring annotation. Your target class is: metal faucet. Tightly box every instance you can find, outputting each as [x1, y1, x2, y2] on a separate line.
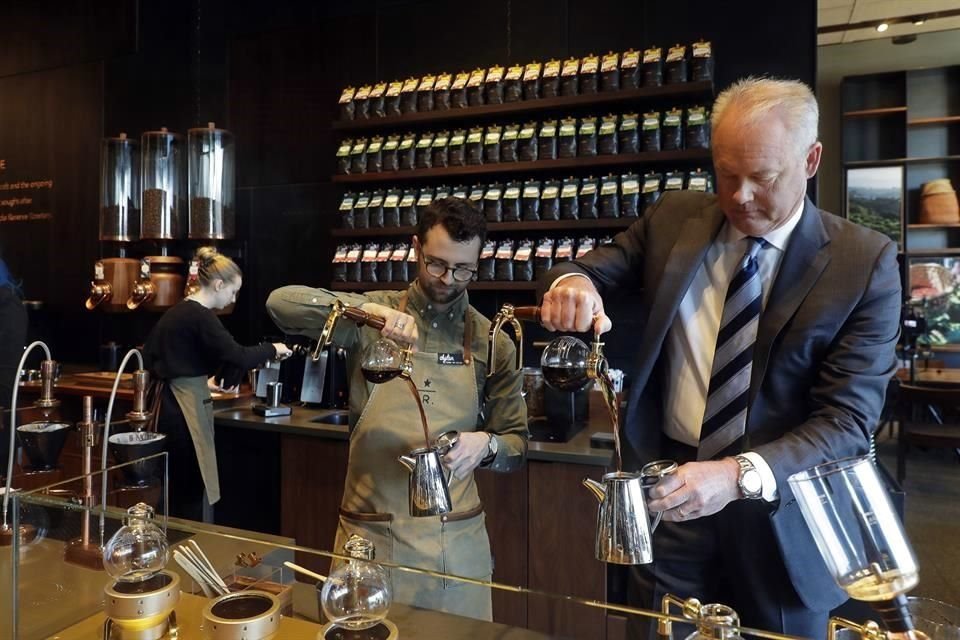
[312, 300, 413, 373]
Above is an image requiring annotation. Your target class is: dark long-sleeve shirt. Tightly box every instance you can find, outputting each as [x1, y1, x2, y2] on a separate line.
[144, 299, 276, 380]
[0, 287, 27, 409]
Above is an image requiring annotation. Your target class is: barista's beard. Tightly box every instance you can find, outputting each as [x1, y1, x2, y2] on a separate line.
[418, 275, 467, 305]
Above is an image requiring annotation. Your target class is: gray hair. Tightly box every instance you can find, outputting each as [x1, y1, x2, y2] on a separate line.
[711, 77, 819, 155]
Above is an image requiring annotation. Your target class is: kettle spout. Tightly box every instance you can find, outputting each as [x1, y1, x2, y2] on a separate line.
[397, 455, 417, 473]
[582, 477, 606, 503]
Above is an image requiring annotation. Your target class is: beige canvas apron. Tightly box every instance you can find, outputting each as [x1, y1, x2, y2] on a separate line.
[168, 376, 221, 509]
[334, 295, 493, 621]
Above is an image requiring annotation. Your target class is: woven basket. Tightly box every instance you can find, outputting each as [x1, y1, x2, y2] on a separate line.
[919, 179, 960, 224]
[910, 262, 955, 315]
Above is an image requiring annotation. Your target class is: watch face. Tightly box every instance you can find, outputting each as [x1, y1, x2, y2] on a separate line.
[741, 469, 762, 496]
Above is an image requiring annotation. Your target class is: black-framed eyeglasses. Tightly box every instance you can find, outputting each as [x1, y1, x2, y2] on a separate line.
[423, 257, 477, 282]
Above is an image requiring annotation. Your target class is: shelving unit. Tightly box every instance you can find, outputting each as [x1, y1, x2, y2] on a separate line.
[332, 76, 714, 293]
[333, 150, 709, 184]
[333, 81, 713, 132]
[842, 65, 960, 350]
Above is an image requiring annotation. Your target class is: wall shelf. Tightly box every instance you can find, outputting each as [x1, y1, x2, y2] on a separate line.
[908, 224, 960, 230]
[331, 217, 635, 238]
[330, 281, 538, 292]
[842, 107, 907, 118]
[332, 81, 715, 132]
[332, 149, 711, 184]
[844, 155, 960, 167]
[908, 115, 960, 126]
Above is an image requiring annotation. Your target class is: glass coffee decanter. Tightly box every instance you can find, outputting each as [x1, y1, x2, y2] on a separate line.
[321, 534, 392, 631]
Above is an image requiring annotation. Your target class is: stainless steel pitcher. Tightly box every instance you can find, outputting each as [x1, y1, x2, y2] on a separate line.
[582, 460, 678, 565]
[397, 447, 452, 517]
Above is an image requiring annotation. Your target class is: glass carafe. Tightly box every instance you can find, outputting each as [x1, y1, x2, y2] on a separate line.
[103, 502, 169, 582]
[789, 456, 919, 632]
[320, 534, 392, 631]
[540, 335, 592, 391]
[360, 338, 407, 384]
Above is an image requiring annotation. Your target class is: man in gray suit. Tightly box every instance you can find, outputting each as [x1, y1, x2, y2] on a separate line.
[538, 77, 901, 637]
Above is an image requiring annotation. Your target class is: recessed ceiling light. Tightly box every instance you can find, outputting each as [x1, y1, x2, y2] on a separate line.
[876, 22, 890, 32]
[913, 18, 926, 25]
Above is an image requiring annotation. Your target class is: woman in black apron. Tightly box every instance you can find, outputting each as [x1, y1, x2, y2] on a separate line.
[143, 247, 290, 521]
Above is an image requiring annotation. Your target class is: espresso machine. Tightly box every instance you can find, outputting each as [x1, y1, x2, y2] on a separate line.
[254, 342, 348, 408]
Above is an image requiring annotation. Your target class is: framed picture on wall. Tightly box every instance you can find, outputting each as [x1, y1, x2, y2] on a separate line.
[846, 165, 904, 248]
[908, 256, 960, 347]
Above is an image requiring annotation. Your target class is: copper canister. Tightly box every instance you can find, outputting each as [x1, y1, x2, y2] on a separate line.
[142, 256, 185, 311]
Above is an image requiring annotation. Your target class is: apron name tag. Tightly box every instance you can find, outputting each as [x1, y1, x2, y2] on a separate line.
[438, 352, 465, 366]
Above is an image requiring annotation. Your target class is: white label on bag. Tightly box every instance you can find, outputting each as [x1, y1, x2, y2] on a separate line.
[621, 117, 638, 130]
[559, 123, 576, 136]
[363, 248, 379, 262]
[401, 78, 419, 92]
[480, 243, 496, 259]
[514, 246, 532, 261]
[643, 48, 662, 64]
[556, 244, 573, 258]
[487, 66, 504, 82]
[377, 248, 392, 261]
[561, 59, 580, 76]
[351, 141, 367, 154]
[667, 46, 686, 62]
[524, 63, 542, 80]
[506, 65, 523, 80]
[467, 131, 483, 144]
[336, 142, 352, 157]
[339, 197, 355, 211]
[543, 185, 559, 198]
[576, 245, 594, 258]
[385, 194, 400, 207]
[400, 195, 416, 207]
[688, 110, 706, 125]
[621, 50, 640, 68]
[581, 56, 599, 73]
[416, 137, 432, 148]
[579, 121, 597, 135]
[665, 177, 684, 190]
[391, 247, 408, 260]
[693, 41, 712, 58]
[371, 82, 387, 97]
[435, 74, 452, 90]
[519, 126, 536, 139]
[338, 87, 356, 103]
[600, 121, 617, 135]
[347, 248, 361, 260]
[505, 187, 520, 199]
[622, 179, 640, 194]
[543, 60, 561, 78]
[689, 177, 708, 191]
[561, 184, 578, 197]
[470, 190, 484, 201]
[643, 178, 661, 193]
[355, 85, 372, 100]
[601, 53, 619, 72]
[408, 246, 418, 261]
[399, 138, 415, 150]
[485, 131, 502, 144]
[453, 190, 468, 199]
[368, 140, 383, 153]
[418, 75, 436, 91]
[644, 116, 660, 129]
[450, 134, 465, 145]
[503, 128, 519, 141]
[386, 81, 403, 97]
[467, 69, 486, 87]
[356, 195, 370, 208]
[523, 185, 541, 198]
[384, 139, 399, 150]
[664, 113, 681, 127]
[418, 193, 434, 206]
[496, 245, 514, 259]
[452, 72, 470, 89]
[334, 248, 348, 262]
[433, 136, 449, 147]
[536, 244, 554, 257]
[484, 188, 502, 200]
[370, 194, 384, 207]
[580, 183, 597, 195]
[601, 181, 618, 195]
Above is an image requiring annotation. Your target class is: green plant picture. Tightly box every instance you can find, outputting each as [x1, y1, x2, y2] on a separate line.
[909, 257, 960, 346]
[846, 166, 903, 248]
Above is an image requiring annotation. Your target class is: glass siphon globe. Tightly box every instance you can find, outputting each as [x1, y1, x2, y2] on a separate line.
[360, 338, 405, 384]
[103, 502, 169, 582]
[540, 335, 592, 392]
[320, 535, 392, 631]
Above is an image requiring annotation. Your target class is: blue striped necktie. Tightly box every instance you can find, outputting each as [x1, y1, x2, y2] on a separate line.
[698, 237, 766, 460]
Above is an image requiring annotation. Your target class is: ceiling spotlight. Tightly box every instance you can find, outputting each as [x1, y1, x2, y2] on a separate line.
[913, 18, 926, 25]
[876, 22, 889, 32]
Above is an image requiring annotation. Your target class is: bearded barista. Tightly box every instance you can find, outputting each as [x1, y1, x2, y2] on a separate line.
[266, 198, 528, 621]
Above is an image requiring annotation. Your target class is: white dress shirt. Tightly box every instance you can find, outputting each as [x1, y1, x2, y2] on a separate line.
[662, 201, 804, 501]
[552, 200, 805, 502]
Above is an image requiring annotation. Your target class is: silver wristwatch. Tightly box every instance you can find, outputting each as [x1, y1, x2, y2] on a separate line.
[734, 455, 762, 500]
[483, 433, 499, 464]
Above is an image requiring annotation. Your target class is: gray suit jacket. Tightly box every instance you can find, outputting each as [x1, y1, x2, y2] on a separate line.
[539, 190, 902, 611]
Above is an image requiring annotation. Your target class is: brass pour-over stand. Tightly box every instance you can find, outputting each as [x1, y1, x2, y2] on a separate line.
[2, 341, 62, 547]
[64, 395, 106, 570]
